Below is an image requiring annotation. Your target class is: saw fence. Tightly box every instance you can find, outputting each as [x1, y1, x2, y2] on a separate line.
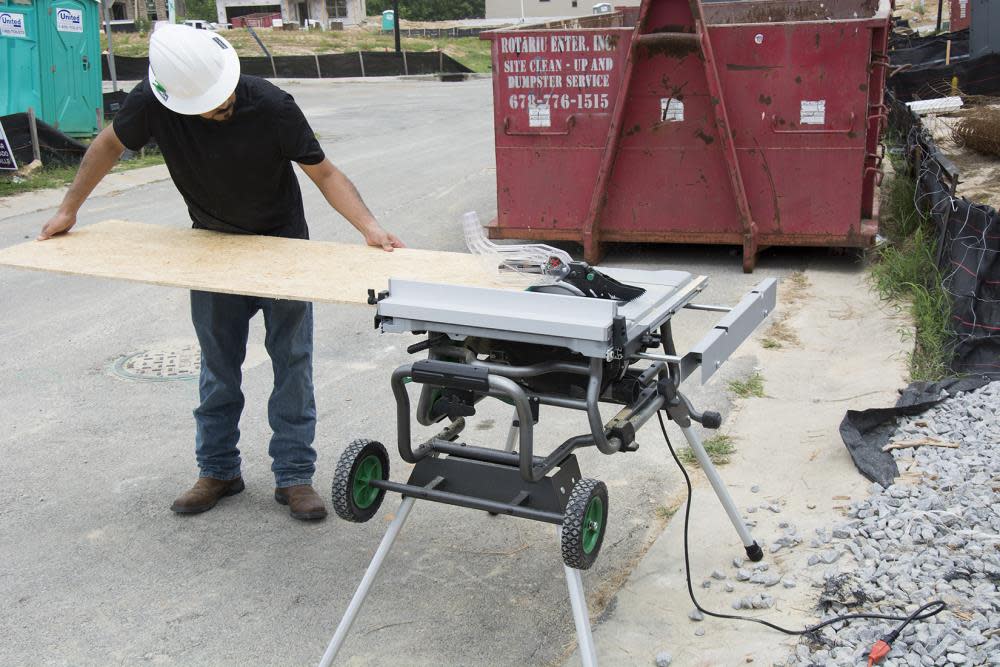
[482, 0, 894, 271]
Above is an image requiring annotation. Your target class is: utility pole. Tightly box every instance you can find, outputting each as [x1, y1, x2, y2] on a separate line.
[101, 0, 119, 92]
[393, 0, 400, 54]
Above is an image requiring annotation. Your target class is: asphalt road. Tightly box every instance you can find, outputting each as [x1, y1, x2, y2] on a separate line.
[0, 77, 858, 666]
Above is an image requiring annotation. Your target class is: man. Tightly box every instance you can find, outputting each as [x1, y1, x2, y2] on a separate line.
[38, 25, 403, 521]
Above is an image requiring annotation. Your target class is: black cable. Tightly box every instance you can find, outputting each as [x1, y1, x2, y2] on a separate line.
[655, 412, 946, 637]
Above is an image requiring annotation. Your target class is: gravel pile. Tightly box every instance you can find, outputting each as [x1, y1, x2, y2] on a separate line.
[668, 381, 998, 667]
[778, 380, 1000, 666]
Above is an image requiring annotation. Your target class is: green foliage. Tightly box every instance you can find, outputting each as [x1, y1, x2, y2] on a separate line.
[728, 371, 765, 398]
[679, 434, 736, 468]
[880, 167, 921, 240]
[367, 0, 486, 21]
[101, 29, 494, 72]
[184, 0, 217, 21]
[654, 505, 678, 520]
[869, 169, 953, 382]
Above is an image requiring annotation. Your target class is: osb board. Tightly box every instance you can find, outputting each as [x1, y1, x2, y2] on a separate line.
[0, 220, 523, 304]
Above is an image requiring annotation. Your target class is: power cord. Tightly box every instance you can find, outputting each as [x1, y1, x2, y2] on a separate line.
[655, 413, 945, 662]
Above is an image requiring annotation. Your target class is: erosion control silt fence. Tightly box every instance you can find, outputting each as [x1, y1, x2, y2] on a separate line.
[888, 95, 1000, 378]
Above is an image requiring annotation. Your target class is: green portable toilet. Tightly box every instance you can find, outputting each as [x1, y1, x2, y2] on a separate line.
[0, 0, 102, 137]
[381, 9, 394, 32]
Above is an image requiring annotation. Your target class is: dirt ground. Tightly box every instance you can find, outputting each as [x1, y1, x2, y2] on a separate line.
[891, 0, 1000, 209]
[920, 104, 1000, 210]
[893, 0, 951, 33]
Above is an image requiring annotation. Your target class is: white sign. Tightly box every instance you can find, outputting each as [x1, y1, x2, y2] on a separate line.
[0, 11, 27, 37]
[959, 0, 967, 19]
[56, 7, 83, 33]
[660, 98, 684, 122]
[0, 120, 18, 171]
[529, 101, 551, 128]
[800, 100, 826, 125]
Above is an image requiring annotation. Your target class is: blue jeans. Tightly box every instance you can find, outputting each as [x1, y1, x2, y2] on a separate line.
[190, 290, 317, 488]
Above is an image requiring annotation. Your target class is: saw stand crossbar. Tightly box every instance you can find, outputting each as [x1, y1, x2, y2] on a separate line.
[319, 374, 762, 667]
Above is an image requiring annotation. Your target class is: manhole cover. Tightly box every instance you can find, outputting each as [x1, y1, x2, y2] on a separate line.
[113, 345, 201, 381]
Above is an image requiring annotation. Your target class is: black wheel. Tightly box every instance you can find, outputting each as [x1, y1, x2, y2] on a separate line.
[332, 439, 389, 522]
[561, 478, 608, 570]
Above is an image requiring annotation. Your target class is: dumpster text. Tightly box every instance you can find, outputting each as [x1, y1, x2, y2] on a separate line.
[500, 32, 623, 124]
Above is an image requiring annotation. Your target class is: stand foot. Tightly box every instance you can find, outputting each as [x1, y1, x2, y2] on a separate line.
[745, 541, 764, 562]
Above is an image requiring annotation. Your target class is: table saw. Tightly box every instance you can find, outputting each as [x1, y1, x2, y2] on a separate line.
[319, 229, 777, 667]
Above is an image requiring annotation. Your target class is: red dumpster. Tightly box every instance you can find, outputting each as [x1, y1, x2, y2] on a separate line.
[482, 0, 893, 271]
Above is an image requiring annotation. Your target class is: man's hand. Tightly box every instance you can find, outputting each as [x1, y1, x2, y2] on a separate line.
[38, 210, 77, 241]
[365, 227, 405, 252]
[36, 125, 126, 240]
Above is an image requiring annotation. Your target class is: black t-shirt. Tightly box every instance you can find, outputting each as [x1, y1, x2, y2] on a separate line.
[113, 75, 325, 239]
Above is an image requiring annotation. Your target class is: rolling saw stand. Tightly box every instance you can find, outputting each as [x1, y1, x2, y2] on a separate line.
[318, 259, 776, 666]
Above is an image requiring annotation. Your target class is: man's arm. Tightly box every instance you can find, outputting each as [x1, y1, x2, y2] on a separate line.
[38, 126, 127, 241]
[298, 159, 404, 252]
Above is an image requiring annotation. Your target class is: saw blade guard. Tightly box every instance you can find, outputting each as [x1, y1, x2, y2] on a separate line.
[462, 211, 573, 285]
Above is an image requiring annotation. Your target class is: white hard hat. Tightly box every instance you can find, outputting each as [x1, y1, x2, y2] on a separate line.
[148, 24, 240, 115]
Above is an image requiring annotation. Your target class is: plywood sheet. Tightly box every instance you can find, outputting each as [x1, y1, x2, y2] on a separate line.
[0, 220, 525, 304]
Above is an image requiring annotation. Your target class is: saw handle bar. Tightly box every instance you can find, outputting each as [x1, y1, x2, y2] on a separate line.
[392, 364, 544, 481]
[390, 352, 686, 482]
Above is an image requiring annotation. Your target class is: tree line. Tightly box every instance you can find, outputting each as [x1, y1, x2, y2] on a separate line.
[367, 0, 486, 21]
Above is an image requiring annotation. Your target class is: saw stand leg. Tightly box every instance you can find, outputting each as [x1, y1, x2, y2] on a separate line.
[678, 425, 763, 561]
[318, 498, 601, 667]
[661, 383, 764, 562]
[317, 496, 416, 667]
[565, 565, 598, 667]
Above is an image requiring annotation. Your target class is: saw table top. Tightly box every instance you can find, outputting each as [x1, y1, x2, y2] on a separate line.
[379, 268, 708, 358]
[0, 220, 526, 304]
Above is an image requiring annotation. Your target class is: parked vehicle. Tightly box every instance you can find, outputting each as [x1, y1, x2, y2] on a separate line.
[182, 19, 216, 30]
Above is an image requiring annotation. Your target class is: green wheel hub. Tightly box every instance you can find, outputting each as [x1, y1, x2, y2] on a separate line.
[582, 496, 604, 554]
[352, 455, 383, 509]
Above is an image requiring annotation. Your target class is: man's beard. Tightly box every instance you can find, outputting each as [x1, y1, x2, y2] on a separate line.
[211, 102, 235, 121]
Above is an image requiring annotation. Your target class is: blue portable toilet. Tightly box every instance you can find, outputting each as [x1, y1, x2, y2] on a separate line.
[0, 0, 102, 137]
[381, 9, 394, 32]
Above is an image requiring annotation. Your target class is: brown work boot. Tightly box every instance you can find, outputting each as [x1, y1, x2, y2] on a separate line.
[170, 477, 245, 514]
[274, 484, 328, 521]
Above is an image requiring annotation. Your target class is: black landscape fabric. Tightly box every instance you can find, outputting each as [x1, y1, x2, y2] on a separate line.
[0, 113, 88, 166]
[890, 28, 970, 66]
[839, 378, 990, 487]
[885, 94, 1000, 379]
[103, 52, 471, 81]
[889, 53, 1000, 101]
[898, 105, 1000, 378]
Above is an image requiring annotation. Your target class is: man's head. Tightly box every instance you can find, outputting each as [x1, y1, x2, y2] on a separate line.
[148, 25, 240, 116]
